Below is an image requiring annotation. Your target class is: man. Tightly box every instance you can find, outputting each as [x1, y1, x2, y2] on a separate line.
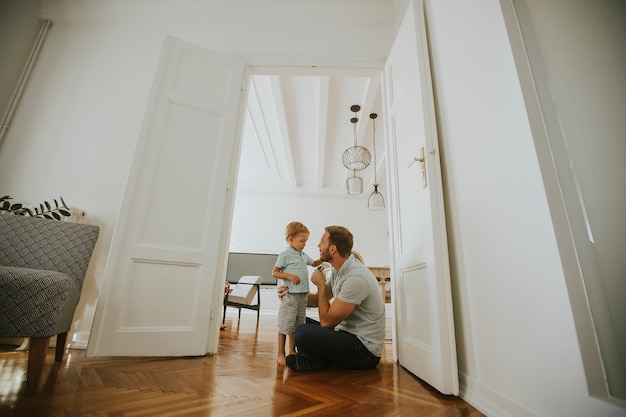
[282, 225, 386, 372]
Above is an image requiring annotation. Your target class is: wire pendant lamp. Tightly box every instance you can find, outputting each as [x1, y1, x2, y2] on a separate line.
[368, 113, 385, 210]
[342, 105, 371, 171]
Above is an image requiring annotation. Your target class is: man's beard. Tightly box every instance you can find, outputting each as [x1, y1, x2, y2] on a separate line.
[319, 248, 331, 262]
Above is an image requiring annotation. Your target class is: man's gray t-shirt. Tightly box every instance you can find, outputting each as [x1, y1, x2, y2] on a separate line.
[329, 254, 386, 357]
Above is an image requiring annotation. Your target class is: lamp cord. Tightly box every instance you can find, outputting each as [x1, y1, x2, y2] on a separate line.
[352, 111, 358, 147]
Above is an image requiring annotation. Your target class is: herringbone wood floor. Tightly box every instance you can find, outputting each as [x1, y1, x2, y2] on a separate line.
[0, 312, 485, 416]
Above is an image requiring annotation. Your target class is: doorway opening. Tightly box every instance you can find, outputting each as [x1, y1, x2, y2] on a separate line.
[223, 69, 393, 341]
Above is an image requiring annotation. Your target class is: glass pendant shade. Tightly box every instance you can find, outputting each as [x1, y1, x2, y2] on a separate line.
[346, 172, 363, 195]
[368, 184, 385, 210]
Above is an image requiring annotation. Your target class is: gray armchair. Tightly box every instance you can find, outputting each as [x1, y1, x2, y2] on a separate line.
[0, 215, 99, 395]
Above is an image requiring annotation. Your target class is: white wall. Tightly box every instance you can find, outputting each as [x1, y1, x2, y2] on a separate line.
[0, 22, 162, 347]
[424, 0, 624, 416]
[0, 1, 624, 416]
[508, 0, 626, 402]
[0, 0, 42, 127]
[230, 193, 390, 267]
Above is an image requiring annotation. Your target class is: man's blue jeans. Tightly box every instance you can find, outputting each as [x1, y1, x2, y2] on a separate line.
[294, 319, 380, 370]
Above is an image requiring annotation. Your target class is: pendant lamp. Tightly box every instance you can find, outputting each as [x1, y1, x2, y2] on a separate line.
[342, 105, 371, 171]
[367, 113, 385, 210]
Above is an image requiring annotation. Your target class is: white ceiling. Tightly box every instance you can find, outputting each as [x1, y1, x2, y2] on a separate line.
[235, 69, 385, 197]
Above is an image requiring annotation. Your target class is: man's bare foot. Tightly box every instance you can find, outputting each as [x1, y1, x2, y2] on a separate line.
[277, 354, 286, 366]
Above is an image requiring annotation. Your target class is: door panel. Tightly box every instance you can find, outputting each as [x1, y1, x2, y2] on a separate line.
[87, 37, 246, 357]
[400, 264, 431, 347]
[139, 104, 222, 248]
[385, 0, 459, 395]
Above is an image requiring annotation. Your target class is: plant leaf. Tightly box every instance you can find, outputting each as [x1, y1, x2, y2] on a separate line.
[43, 214, 52, 219]
[11, 203, 23, 210]
[45, 201, 51, 210]
[54, 199, 59, 208]
[52, 212, 61, 220]
[59, 209, 71, 216]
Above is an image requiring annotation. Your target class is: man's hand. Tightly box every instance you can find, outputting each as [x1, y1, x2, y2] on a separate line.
[310, 268, 326, 289]
[277, 285, 288, 300]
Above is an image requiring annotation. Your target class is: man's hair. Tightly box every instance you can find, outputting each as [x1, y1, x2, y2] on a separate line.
[285, 221, 309, 240]
[325, 225, 353, 258]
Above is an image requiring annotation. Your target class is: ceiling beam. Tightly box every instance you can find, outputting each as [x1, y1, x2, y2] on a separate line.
[269, 76, 297, 189]
[316, 77, 330, 190]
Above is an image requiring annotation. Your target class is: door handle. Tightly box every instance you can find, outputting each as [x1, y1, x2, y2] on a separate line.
[407, 147, 427, 188]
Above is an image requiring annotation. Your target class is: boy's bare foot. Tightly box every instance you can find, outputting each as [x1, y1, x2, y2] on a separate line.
[220, 324, 227, 330]
[277, 354, 286, 366]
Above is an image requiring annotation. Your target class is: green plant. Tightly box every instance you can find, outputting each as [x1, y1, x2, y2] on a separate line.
[0, 195, 71, 220]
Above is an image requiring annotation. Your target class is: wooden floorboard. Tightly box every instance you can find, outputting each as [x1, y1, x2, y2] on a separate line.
[0, 313, 486, 416]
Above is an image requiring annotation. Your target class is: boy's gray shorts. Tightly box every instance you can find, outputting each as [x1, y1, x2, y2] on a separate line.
[278, 292, 308, 335]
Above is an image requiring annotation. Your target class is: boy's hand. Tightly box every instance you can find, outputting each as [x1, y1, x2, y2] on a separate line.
[290, 274, 300, 285]
[277, 285, 288, 300]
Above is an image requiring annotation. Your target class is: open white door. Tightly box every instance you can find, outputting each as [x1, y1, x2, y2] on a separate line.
[88, 36, 246, 357]
[384, 0, 459, 395]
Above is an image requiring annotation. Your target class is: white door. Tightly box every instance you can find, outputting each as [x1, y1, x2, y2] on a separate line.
[87, 36, 246, 357]
[384, 0, 459, 395]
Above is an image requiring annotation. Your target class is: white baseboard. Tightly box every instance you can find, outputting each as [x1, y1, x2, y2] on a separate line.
[0, 335, 87, 349]
[69, 332, 89, 349]
[459, 371, 541, 417]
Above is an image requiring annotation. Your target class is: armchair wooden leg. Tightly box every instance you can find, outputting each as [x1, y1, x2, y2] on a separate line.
[26, 336, 50, 396]
[55, 332, 68, 362]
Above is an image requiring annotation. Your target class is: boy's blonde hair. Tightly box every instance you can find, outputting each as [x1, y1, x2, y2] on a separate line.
[285, 221, 309, 241]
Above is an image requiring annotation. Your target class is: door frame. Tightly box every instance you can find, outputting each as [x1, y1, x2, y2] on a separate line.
[225, 56, 444, 365]
[225, 61, 390, 345]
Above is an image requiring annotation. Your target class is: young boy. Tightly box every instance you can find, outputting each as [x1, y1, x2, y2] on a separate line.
[272, 221, 321, 365]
